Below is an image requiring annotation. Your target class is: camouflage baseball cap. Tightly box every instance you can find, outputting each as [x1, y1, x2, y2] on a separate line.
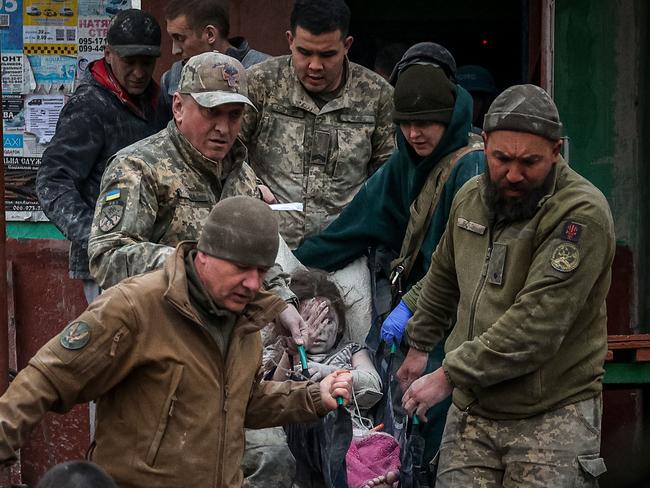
[178, 52, 256, 110]
[483, 84, 562, 141]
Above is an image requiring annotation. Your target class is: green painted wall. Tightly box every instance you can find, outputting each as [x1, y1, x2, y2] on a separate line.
[6, 222, 64, 240]
[554, 0, 616, 200]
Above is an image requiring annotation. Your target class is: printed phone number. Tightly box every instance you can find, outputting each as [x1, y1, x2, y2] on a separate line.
[79, 44, 104, 53]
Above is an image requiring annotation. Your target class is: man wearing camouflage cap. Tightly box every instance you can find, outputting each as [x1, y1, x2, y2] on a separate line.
[0, 196, 353, 487]
[397, 84, 613, 486]
[36, 9, 164, 304]
[89, 51, 262, 289]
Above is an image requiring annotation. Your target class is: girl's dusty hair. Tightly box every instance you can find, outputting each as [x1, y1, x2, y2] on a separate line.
[290, 269, 347, 341]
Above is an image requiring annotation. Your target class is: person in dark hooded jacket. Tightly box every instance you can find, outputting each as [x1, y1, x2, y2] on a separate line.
[294, 57, 485, 478]
[36, 9, 163, 303]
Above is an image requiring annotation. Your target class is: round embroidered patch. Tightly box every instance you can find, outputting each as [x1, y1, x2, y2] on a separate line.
[98, 202, 124, 232]
[60, 321, 91, 350]
[550, 242, 580, 273]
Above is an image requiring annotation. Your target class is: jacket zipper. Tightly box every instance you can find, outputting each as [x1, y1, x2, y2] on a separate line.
[109, 329, 125, 357]
[467, 226, 494, 340]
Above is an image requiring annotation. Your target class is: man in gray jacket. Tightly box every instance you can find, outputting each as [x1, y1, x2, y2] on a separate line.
[159, 0, 269, 122]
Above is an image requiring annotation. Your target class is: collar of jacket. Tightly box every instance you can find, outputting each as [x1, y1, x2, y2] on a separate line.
[89, 58, 159, 119]
[286, 55, 352, 115]
[226, 37, 251, 62]
[165, 120, 248, 182]
[477, 155, 567, 218]
[163, 241, 287, 333]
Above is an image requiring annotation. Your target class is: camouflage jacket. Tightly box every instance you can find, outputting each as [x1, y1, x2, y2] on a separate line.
[241, 55, 395, 248]
[405, 158, 615, 419]
[36, 60, 162, 279]
[88, 121, 259, 290]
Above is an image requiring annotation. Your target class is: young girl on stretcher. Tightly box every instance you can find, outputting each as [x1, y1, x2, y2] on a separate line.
[265, 269, 399, 488]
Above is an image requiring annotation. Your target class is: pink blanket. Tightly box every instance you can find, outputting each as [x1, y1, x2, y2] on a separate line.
[346, 432, 400, 488]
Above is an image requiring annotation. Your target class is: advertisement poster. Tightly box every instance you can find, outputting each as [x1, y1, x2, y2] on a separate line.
[3, 94, 25, 156]
[23, 0, 77, 53]
[27, 53, 75, 92]
[78, 0, 130, 17]
[3, 154, 43, 216]
[24, 93, 64, 143]
[76, 15, 108, 80]
[1, 0, 25, 92]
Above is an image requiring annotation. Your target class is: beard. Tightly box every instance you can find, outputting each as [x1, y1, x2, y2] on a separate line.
[483, 167, 554, 222]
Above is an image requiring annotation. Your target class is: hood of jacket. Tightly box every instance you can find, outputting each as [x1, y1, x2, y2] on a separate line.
[88, 58, 159, 120]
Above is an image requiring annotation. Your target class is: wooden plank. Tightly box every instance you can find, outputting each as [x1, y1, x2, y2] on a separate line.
[635, 349, 650, 362]
[608, 341, 650, 350]
[608, 334, 650, 342]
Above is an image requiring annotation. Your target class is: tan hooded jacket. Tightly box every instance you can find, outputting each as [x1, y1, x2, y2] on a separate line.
[0, 242, 327, 487]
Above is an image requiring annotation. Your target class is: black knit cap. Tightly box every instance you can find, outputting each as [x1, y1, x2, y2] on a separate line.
[483, 84, 562, 140]
[197, 196, 279, 268]
[392, 64, 456, 124]
[106, 9, 161, 58]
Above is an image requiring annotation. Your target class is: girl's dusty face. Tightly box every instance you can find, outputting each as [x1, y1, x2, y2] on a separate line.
[299, 297, 340, 354]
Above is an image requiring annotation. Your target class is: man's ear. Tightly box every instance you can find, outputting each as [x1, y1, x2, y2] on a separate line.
[104, 46, 112, 65]
[204, 24, 218, 47]
[343, 35, 353, 53]
[552, 139, 562, 158]
[286, 30, 294, 47]
[172, 93, 184, 124]
[482, 130, 489, 147]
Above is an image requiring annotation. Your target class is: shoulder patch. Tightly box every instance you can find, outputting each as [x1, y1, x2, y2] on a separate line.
[561, 221, 583, 243]
[550, 242, 580, 273]
[105, 188, 121, 202]
[98, 200, 125, 232]
[60, 321, 91, 350]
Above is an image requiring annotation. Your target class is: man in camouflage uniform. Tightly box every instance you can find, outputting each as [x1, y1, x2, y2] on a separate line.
[88, 51, 262, 291]
[397, 85, 613, 487]
[240, 0, 395, 248]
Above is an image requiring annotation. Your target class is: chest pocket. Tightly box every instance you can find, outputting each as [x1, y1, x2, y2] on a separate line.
[331, 113, 375, 183]
[165, 187, 214, 242]
[257, 105, 307, 175]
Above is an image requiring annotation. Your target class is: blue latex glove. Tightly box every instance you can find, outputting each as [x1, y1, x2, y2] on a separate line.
[381, 300, 413, 345]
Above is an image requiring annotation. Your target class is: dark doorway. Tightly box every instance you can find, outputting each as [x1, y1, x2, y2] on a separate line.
[346, 0, 535, 92]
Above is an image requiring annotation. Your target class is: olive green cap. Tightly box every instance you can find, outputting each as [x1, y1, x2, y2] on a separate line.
[197, 196, 278, 268]
[392, 64, 456, 124]
[483, 84, 562, 140]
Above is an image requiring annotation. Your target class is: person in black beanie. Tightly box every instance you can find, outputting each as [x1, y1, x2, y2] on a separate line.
[295, 55, 486, 485]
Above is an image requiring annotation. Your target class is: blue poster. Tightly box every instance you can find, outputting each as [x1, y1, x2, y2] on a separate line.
[0, 0, 24, 93]
[0, 0, 23, 51]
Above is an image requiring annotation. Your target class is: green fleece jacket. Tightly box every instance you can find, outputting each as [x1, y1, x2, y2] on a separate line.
[294, 85, 485, 290]
[405, 158, 615, 419]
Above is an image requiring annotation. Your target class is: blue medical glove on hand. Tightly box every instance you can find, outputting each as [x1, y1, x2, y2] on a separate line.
[381, 300, 413, 345]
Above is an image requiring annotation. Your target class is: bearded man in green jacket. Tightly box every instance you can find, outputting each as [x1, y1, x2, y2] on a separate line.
[399, 85, 614, 487]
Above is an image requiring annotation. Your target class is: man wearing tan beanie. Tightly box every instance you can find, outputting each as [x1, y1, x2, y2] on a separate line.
[0, 196, 353, 488]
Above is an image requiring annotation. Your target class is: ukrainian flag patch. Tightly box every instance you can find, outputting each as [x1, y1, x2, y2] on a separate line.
[105, 189, 121, 202]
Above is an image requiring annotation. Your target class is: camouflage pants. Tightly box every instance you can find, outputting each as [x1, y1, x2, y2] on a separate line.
[242, 427, 296, 488]
[435, 396, 607, 487]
